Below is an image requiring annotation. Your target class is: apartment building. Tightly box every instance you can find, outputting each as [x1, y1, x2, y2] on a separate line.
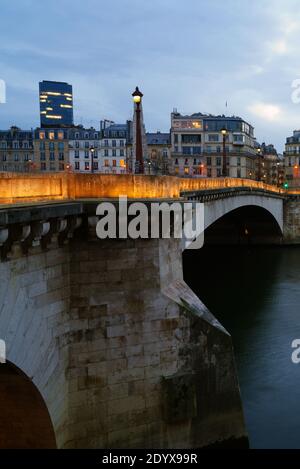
[0, 127, 34, 172]
[170, 111, 257, 178]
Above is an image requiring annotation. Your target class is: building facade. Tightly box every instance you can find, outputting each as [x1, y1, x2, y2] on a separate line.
[146, 132, 171, 175]
[284, 130, 300, 186]
[0, 127, 34, 172]
[170, 111, 257, 178]
[100, 121, 128, 174]
[39, 81, 74, 128]
[33, 128, 70, 172]
[256, 143, 284, 186]
[68, 127, 100, 172]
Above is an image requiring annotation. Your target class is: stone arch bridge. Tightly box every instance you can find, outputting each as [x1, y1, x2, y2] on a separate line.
[0, 173, 298, 449]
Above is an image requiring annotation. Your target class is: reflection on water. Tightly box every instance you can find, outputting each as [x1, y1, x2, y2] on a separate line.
[183, 246, 300, 449]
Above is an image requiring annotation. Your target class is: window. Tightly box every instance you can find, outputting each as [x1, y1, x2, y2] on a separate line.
[216, 157, 221, 166]
[13, 142, 18, 149]
[120, 149, 124, 157]
[85, 133, 89, 139]
[233, 134, 244, 143]
[75, 151, 79, 158]
[104, 140, 108, 147]
[49, 132, 55, 140]
[192, 147, 201, 155]
[120, 159, 125, 168]
[85, 151, 89, 158]
[217, 168, 222, 177]
[208, 134, 219, 142]
[49, 152, 55, 160]
[104, 159, 109, 167]
[85, 142, 89, 148]
[40, 142, 45, 150]
[120, 140, 124, 147]
[93, 162, 98, 170]
[1, 142, 6, 149]
[174, 134, 178, 144]
[94, 133, 98, 139]
[182, 147, 192, 155]
[112, 149, 116, 157]
[175, 158, 178, 165]
[207, 168, 212, 177]
[75, 141, 80, 148]
[14, 153, 19, 161]
[40, 152, 46, 161]
[237, 157, 241, 166]
[112, 140, 116, 147]
[75, 162, 80, 170]
[41, 162, 46, 170]
[75, 133, 79, 139]
[58, 142, 64, 151]
[24, 154, 29, 162]
[23, 142, 28, 149]
[237, 168, 241, 178]
[216, 146, 221, 153]
[207, 157, 211, 166]
[2, 154, 6, 161]
[93, 151, 98, 158]
[182, 134, 201, 144]
[104, 149, 109, 157]
[184, 167, 189, 174]
[113, 160, 116, 167]
[59, 152, 64, 161]
[49, 142, 55, 150]
[57, 132, 64, 140]
[39, 131, 45, 139]
[50, 162, 55, 171]
[85, 162, 90, 170]
[59, 163, 64, 170]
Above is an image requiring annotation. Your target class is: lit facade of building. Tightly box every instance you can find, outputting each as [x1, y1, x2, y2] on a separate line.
[256, 143, 284, 186]
[284, 130, 300, 186]
[170, 111, 257, 178]
[146, 132, 171, 175]
[100, 121, 128, 174]
[68, 127, 100, 172]
[39, 81, 74, 128]
[33, 128, 70, 171]
[0, 127, 34, 172]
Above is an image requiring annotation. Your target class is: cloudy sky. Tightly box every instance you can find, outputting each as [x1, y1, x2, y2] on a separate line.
[1, 0, 300, 151]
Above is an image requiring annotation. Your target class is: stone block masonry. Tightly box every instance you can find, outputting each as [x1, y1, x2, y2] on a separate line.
[0, 203, 247, 448]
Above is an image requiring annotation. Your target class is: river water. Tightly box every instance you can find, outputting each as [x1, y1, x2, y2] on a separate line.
[183, 246, 300, 449]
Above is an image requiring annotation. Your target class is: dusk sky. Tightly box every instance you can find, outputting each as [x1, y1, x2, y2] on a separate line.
[1, 0, 300, 151]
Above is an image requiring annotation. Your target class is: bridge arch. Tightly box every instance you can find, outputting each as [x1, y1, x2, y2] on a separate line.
[0, 361, 56, 448]
[203, 194, 283, 233]
[183, 193, 284, 249]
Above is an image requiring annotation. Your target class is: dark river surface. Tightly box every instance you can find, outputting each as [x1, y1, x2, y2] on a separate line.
[183, 246, 300, 449]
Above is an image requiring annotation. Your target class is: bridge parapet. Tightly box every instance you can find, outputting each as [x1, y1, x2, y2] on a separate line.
[0, 172, 284, 204]
[181, 186, 285, 203]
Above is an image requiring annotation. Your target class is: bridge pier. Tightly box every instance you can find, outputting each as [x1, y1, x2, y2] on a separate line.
[0, 203, 247, 448]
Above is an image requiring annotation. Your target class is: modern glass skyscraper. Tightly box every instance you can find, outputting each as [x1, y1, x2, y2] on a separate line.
[39, 81, 74, 128]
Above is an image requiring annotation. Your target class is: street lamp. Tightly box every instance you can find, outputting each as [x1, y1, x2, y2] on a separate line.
[221, 127, 227, 177]
[90, 146, 95, 174]
[257, 148, 262, 181]
[132, 87, 144, 174]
